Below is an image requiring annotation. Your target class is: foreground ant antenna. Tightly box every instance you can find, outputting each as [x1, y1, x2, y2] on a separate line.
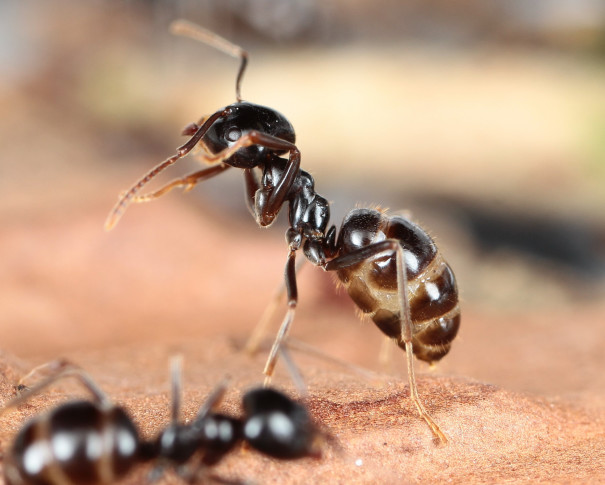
[1, 359, 321, 485]
[170, 20, 248, 102]
[105, 21, 460, 444]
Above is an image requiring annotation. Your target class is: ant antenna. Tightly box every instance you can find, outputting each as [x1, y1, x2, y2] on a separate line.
[104, 108, 226, 231]
[170, 19, 249, 102]
[170, 355, 183, 423]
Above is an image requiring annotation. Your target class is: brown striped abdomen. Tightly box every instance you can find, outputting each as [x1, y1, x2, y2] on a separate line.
[336, 209, 460, 364]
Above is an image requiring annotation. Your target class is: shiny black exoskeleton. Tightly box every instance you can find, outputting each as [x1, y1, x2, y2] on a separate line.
[2, 360, 320, 485]
[105, 20, 460, 444]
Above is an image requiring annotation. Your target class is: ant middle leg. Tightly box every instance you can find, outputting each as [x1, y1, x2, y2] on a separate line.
[244, 254, 306, 356]
[393, 244, 448, 444]
[323, 240, 448, 444]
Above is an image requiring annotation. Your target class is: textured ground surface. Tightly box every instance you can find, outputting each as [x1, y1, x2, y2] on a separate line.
[0, 202, 604, 484]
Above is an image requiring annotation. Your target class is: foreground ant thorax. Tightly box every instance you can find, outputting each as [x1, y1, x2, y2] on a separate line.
[202, 101, 296, 168]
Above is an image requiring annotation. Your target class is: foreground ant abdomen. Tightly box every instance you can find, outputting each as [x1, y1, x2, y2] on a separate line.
[335, 208, 460, 363]
[5, 401, 141, 485]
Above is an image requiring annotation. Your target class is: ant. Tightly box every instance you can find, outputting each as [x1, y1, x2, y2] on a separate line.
[105, 20, 460, 444]
[1, 358, 321, 484]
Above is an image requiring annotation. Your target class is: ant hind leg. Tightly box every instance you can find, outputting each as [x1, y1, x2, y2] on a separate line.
[393, 244, 448, 445]
[1, 359, 111, 416]
[323, 240, 448, 444]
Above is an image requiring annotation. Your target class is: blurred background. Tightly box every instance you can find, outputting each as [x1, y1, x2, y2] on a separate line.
[0, 0, 604, 400]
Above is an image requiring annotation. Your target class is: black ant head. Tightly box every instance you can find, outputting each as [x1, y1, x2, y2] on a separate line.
[201, 102, 295, 169]
[242, 388, 320, 459]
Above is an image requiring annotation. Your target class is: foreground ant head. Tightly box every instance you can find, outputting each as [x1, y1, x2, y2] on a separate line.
[201, 102, 296, 168]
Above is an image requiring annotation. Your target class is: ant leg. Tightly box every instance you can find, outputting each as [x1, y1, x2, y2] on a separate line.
[169, 355, 184, 424]
[253, 147, 300, 227]
[285, 338, 381, 381]
[211, 130, 300, 227]
[262, 248, 298, 386]
[131, 129, 283, 204]
[323, 240, 448, 444]
[394, 244, 448, 444]
[133, 164, 231, 203]
[106, 126, 298, 230]
[1, 360, 110, 416]
[105, 108, 227, 230]
[181, 115, 210, 137]
[279, 345, 307, 397]
[243, 168, 260, 219]
[378, 335, 395, 372]
[192, 378, 229, 426]
[244, 257, 306, 356]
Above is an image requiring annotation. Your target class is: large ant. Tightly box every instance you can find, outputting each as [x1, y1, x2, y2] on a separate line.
[1, 358, 320, 484]
[105, 20, 460, 444]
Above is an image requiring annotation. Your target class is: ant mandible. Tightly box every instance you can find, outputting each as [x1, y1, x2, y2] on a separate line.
[105, 20, 460, 444]
[1, 358, 321, 484]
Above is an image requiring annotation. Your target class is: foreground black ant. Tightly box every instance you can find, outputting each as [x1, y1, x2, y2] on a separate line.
[105, 20, 460, 444]
[1, 358, 320, 484]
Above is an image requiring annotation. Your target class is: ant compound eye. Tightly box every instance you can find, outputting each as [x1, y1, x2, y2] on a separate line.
[227, 127, 242, 142]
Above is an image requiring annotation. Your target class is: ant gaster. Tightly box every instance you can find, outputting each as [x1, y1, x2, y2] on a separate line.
[1, 358, 321, 485]
[105, 20, 460, 444]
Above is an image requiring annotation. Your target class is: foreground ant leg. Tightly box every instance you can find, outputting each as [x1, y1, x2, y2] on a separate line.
[133, 164, 231, 202]
[106, 126, 298, 230]
[278, 345, 308, 396]
[378, 335, 396, 372]
[263, 247, 298, 385]
[105, 109, 227, 230]
[394, 244, 448, 445]
[324, 240, 448, 444]
[244, 257, 306, 356]
[286, 338, 382, 381]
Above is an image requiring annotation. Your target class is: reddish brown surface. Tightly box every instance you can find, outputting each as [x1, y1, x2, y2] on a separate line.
[1, 200, 605, 484]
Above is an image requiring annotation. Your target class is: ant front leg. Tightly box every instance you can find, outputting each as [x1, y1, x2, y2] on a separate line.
[130, 130, 295, 207]
[105, 109, 228, 230]
[242, 133, 301, 227]
[263, 245, 299, 386]
[323, 240, 448, 444]
[133, 164, 231, 203]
